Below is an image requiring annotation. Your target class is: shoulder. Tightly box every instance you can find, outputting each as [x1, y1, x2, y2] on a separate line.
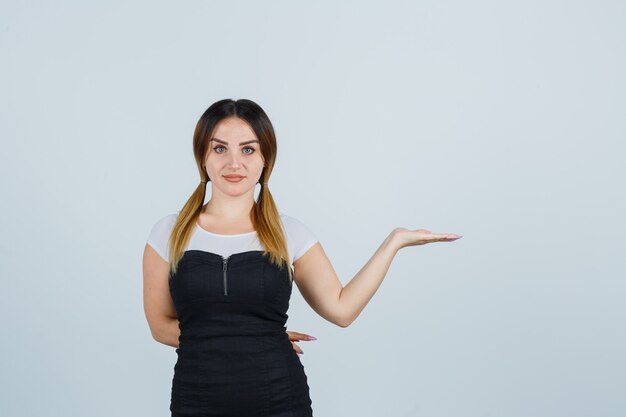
[279, 212, 315, 234]
[146, 212, 179, 262]
[150, 212, 179, 233]
[279, 212, 319, 263]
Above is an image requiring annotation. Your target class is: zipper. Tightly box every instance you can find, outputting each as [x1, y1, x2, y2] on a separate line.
[222, 256, 229, 296]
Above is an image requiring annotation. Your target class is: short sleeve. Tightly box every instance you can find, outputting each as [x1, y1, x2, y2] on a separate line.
[281, 214, 319, 264]
[146, 213, 177, 263]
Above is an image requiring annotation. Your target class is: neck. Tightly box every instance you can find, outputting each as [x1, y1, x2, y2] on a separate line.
[203, 189, 256, 219]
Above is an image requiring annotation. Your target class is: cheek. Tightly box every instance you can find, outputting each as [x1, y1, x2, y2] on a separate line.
[252, 153, 265, 167]
[252, 157, 265, 172]
[240, 153, 263, 167]
[205, 154, 222, 169]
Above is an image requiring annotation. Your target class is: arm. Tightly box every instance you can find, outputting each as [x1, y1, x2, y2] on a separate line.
[143, 243, 180, 348]
[293, 228, 461, 328]
[152, 317, 180, 349]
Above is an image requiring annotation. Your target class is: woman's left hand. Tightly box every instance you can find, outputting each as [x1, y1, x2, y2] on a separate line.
[392, 228, 462, 249]
[286, 330, 317, 356]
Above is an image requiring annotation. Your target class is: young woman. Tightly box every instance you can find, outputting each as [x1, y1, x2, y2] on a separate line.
[142, 98, 462, 416]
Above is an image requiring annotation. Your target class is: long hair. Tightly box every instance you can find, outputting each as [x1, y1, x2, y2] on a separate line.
[166, 98, 293, 282]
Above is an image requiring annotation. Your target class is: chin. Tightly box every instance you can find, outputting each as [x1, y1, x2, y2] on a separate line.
[221, 184, 253, 195]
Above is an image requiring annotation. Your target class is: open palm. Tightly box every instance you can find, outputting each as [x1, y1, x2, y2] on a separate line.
[392, 227, 462, 249]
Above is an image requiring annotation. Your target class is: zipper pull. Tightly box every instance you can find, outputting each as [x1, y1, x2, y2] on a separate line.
[222, 257, 229, 296]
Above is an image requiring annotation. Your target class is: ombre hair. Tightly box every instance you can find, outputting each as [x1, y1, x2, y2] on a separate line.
[167, 98, 293, 282]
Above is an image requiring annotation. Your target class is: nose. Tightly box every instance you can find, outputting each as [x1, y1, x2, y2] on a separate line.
[228, 150, 241, 169]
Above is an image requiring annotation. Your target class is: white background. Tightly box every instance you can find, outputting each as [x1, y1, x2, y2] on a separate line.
[1, 1, 625, 416]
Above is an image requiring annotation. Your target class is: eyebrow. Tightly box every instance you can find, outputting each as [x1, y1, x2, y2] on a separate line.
[210, 138, 259, 146]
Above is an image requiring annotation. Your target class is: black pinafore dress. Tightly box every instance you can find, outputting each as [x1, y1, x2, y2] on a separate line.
[169, 250, 313, 417]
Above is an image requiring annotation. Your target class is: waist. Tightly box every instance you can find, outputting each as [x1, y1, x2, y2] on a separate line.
[180, 321, 288, 340]
[176, 323, 292, 357]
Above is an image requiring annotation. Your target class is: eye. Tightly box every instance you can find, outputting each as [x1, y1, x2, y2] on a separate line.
[213, 146, 226, 153]
[243, 147, 255, 155]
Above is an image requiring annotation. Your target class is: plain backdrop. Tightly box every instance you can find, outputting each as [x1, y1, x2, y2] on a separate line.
[1, 1, 625, 416]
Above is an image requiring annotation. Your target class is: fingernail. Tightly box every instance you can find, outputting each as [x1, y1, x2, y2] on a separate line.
[308, 336, 317, 341]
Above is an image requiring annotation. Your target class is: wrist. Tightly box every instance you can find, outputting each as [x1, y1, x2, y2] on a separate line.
[384, 230, 404, 253]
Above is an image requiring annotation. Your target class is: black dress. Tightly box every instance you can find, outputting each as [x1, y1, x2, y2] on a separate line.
[169, 249, 313, 417]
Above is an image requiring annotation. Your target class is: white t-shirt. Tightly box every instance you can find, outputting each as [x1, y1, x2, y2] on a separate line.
[146, 211, 319, 265]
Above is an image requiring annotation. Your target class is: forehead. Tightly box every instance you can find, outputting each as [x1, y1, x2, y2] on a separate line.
[211, 117, 257, 143]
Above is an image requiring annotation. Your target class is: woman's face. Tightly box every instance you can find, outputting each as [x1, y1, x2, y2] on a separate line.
[204, 117, 265, 197]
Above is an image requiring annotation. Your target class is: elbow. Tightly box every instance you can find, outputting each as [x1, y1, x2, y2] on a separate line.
[330, 315, 348, 328]
[151, 328, 173, 347]
[150, 327, 163, 343]
[149, 322, 169, 344]
[335, 297, 354, 328]
[336, 315, 354, 328]
[335, 290, 352, 328]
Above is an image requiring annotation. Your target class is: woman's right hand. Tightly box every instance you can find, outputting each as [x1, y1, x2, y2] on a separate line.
[286, 330, 317, 356]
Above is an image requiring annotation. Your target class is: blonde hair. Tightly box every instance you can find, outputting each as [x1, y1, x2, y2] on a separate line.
[167, 99, 293, 283]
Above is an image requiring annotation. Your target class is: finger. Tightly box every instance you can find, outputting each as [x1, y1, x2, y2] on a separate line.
[291, 341, 303, 354]
[428, 233, 462, 242]
[286, 331, 305, 341]
[286, 331, 317, 341]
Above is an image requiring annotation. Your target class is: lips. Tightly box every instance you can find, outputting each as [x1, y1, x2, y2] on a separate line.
[223, 175, 245, 183]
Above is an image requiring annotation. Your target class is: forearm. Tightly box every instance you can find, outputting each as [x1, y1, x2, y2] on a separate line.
[153, 317, 181, 348]
[338, 233, 401, 327]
